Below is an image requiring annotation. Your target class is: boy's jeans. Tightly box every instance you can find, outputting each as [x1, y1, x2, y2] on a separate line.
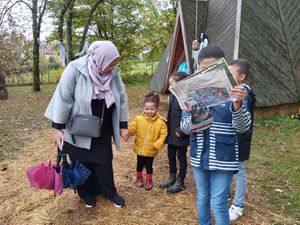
[192, 167, 233, 225]
[232, 161, 247, 207]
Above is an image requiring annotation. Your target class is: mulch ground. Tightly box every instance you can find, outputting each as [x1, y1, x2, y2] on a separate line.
[0, 128, 274, 225]
[0, 87, 283, 225]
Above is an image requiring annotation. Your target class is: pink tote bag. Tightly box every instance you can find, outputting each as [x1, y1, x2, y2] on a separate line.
[54, 164, 64, 196]
[26, 160, 55, 190]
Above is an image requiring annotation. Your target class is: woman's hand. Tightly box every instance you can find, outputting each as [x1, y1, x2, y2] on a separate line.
[120, 128, 130, 141]
[55, 129, 65, 150]
[228, 86, 247, 111]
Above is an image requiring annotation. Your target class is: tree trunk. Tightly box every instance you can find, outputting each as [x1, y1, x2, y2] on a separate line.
[32, 0, 40, 91]
[0, 71, 8, 100]
[65, 0, 75, 64]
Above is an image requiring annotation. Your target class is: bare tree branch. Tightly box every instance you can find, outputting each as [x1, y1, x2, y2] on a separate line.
[18, 0, 33, 11]
[37, 0, 48, 32]
[0, 0, 29, 26]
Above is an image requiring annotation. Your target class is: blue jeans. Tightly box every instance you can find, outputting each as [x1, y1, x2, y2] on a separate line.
[192, 167, 233, 225]
[232, 161, 247, 207]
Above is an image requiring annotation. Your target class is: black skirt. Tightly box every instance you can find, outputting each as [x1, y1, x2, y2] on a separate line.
[66, 99, 114, 164]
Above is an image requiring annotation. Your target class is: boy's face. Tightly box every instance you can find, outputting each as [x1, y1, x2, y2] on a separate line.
[229, 65, 246, 85]
[192, 41, 200, 50]
[198, 57, 219, 71]
[168, 77, 176, 86]
[144, 102, 158, 117]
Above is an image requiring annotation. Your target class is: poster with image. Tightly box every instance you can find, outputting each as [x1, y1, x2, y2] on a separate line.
[169, 58, 237, 110]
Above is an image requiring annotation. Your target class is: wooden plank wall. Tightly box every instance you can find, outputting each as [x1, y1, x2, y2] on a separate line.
[150, 0, 207, 93]
[239, 0, 298, 107]
[167, 21, 185, 81]
[205, 0, 237, 62]
[149, 37, 173, 92]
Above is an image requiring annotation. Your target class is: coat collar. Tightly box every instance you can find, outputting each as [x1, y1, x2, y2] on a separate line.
[142, 112, 166, 122]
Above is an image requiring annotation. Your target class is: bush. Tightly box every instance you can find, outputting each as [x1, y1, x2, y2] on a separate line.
[50, 69, 65, 83]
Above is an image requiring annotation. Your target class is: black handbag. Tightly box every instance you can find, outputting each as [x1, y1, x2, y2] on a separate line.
[70, 103, 105, 143]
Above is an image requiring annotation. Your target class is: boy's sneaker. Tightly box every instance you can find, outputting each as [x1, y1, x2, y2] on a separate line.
[83, 196, 96, 208]
[110, 195, 125, 208]
[229, 204, 244, 221]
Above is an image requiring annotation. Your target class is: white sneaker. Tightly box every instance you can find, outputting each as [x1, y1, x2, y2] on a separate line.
[229, 204, 244, 221]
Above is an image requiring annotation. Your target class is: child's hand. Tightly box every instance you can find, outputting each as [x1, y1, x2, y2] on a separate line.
[183, 101, 191, 111]
[175, 131, 181, 138]
[228, 86, 247, 110]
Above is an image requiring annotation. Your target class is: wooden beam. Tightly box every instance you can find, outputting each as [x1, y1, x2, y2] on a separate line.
[233, 0, 242, 59]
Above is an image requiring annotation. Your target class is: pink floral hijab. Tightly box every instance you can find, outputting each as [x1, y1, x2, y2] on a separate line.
[87, 41, 120, 108]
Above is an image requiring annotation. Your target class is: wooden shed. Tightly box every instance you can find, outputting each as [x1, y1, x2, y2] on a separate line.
[149, 0, 300, 118]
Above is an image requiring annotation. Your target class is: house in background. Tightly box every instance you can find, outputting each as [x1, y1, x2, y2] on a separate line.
[40, 43, 54, 60]
[149, 0, 300, 118]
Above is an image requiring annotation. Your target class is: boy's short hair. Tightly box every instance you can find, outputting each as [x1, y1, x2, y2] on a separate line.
[229, 59, 250, 78]
[144, 91, 160, 107]
[198, 45, 225, 61]
[170, 71, 188, 82]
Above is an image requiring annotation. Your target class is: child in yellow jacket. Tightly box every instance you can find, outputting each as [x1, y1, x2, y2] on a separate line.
[127, 92, 168, 190]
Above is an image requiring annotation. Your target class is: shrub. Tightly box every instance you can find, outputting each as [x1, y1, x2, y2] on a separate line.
[50, 69, 65, 83]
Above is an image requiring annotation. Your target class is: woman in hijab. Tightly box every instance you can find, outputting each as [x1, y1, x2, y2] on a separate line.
[45, 41, 129, 208]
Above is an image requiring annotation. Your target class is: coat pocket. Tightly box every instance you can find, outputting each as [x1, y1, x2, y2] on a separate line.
[215, 134, 236, 161]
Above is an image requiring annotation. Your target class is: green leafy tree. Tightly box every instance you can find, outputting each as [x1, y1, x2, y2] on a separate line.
[47, 0, 176, 70]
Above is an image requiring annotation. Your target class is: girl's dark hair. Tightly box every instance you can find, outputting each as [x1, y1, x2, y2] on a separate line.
[198, 45, 225, 61]
[170, 71, 188, 82]
[229, 59, 250, 78]
[144, 91, 160, 107]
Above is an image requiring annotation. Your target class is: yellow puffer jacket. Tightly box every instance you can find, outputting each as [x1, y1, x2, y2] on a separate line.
[128, 113, 168, 157]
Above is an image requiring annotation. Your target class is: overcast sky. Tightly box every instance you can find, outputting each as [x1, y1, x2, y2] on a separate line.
[1, 0, 54, 41]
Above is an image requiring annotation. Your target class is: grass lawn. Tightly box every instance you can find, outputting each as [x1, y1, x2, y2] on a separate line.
[247, 116, 300, 223]
[0, 78, 299, 224]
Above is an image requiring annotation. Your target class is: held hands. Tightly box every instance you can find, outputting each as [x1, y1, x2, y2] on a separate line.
[120, 128, 130, 141]
[55, 129, 65, 150]
[228, 86, 247, 111]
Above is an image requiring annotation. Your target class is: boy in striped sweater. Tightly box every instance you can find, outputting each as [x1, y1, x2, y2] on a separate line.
[180, 45, 252, 225]
[228, 59, 255, 221]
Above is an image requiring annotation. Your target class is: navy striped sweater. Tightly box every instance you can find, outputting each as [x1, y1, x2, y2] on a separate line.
[180, 102, 252, 171]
